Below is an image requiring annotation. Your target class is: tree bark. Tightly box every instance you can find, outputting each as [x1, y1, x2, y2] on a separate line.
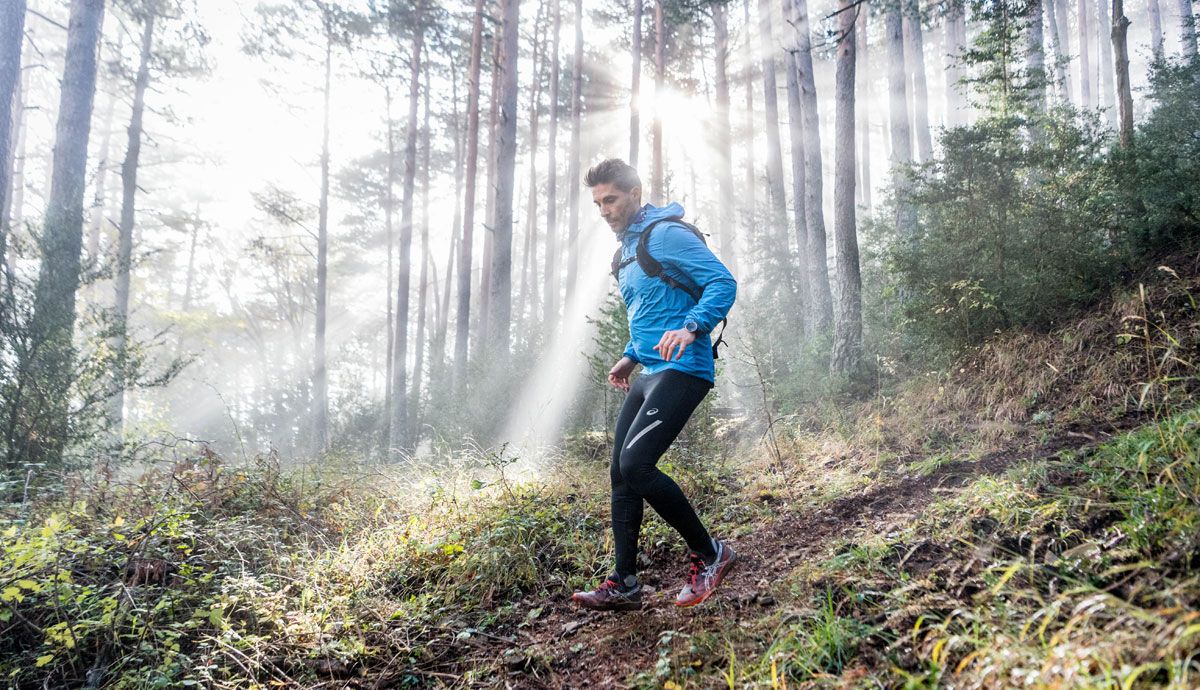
[1027, 0, 1047, 117]
[783, 37, 810, 324]
[478, 26, 501, 354]
[390, 24, 423, 455]
[885, 2, 915, 240]
[1111, 0, 1133, 149]
[544, 0, 561, 329]
[630, 0, 642, 167]
[944, 0, 968, 127]
[489, 0, 520, 357]
[1054, 0, 1073, 103]
[742, 0, 756, 234]
[382, 86, 395, 448]
[313, 14, 333, 453]
[856, 11, 871, 210]
[111, 9, 156, 436]
[520, 3, 545, 328]
[651, 0, 665, 203]
[789, 0, 833, 331]
[903, 0, 932, 162]
[1148, 0, 1164, 60]
[411, 51, 432, 445]
[831, 0, 861, 376]
[756, 0, 788, 241]
[0, 0, 26, 299]
[712, 2, 736, 270]
[455, 0, 485, 390]
[1078, 0, 1092, 106]
[1179, 0, 1198, 59]
[19, 0, 105, 467]
[1095, 0, 1115, 126]
[564, 0, 582, 306]
[1045, 0, 1071, 104]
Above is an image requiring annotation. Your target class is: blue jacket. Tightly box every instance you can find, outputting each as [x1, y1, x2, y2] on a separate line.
[616, 202, 737, 383]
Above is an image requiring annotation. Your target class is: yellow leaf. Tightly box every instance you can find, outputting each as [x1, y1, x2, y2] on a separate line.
[35, 654, 54, 668]
[112, 516, 125, 527]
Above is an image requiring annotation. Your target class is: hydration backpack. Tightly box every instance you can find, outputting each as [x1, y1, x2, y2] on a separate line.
[610, 217, 729, 359]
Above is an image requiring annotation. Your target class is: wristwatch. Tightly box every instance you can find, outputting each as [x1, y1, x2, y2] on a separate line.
[684, 320, 700, 334]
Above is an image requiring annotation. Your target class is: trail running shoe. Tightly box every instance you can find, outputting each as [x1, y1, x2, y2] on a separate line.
[571, 575, 643, 612]
[675, 539, 737, 608]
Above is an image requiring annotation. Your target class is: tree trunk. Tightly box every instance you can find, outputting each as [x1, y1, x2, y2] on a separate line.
[756, 0, 788, 242]
[1112, 0, 1133, 148]
[1054, 0, 1073, 103]
[1095, 0, 1115, 126]
[789, 0, 833, 331]
[6, 57, 27, 281]
[742, 0, 756, 230]
[944, 0, 968, 127]
[782, 39, 810, 324]
[390, 25, 423, 455]
[111, 10, 156, 436]
[489, 0, 520, 356]
[313, 18, 333, 453]
[1148, 0, 1164, 60]
[630, 0, 642, 167]
[382, 86, 395, 448]
[478, 26, 501, 355]
[856, 11, 871, 210]
[1027, 0, 1047, 117]
[19, 0, 105, 467]
[455, 0, 485, 390]
[0, 0, 26, 298]
[1178, 0, 1197, 59]
[544, 0, 561, 329]
[1045, 0, 1071, 104]
[712, 2, 736, 269]
[1078, 0, 1092, 106]
[831, 0, 861, 376]
[564, 0, 582, 306]
[520, 6, 545, 329]
[411, 51, 432, 445]
[651, 0, 665, 203]
[903, 0, 932, 163]
[885, 2, 915, 240]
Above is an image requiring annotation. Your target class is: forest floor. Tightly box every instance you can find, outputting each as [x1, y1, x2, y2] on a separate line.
[430, 413, 1150, 690]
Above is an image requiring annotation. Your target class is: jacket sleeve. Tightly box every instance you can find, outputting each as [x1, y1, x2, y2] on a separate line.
[653, 224, 737, 333]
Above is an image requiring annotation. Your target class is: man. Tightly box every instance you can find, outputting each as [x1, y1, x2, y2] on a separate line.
[571, 159, 738, 611]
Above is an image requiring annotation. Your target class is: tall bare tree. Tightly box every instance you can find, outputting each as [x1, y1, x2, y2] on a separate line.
[1112, 0, 1133, 148]
[1179, 0, 1198, 59]
[544, 0, 561, 328]
[410, 51, 432, 443]
[742, 0, 756, 225]
[1148, 0, 1164, 59]
[856, 10, 871, 210]
[756, 0, 788, 244]
[389, 9, 424, 455]
[1045, 0, 1071, 103]
[831, 0, 861, 375]
[903, 0, 932, 162]
[886, 1, 915, 239]
[564, 0, 582, 306]
[1026, 0, 1047, 118]
[0, 0, 25, 298]
[19, 0, 106, 466]
[789, 0, 832, 330]
[1095, 0, 1116, 125]
[944, 0, 969, 126]
[712, 1, 736, 270]
[488, 0, 520, 356]
[651, 0, 665, 203]
[110, 5, 159, 435]
[455, 0, 485, 390]
[1078, 0, 1092, 106]
[630, 0, 643, 167]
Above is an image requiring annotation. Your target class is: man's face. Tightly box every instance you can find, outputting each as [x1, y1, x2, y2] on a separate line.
[591, 182, 642, 233]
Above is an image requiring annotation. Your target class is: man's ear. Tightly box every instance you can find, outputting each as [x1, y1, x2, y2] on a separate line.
[631, 186, 642, 204]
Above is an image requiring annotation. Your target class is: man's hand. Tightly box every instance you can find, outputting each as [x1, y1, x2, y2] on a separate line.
[653, 328, 697, 362]
[608, 356, 637, 392]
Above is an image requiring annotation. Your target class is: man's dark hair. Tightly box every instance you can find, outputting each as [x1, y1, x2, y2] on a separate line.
[585, 158, 641, 192]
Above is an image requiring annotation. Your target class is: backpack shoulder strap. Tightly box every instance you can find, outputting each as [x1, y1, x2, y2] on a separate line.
[636, 218, 706, 302]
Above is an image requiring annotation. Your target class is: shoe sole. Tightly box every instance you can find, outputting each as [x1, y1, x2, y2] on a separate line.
[675, 548, 738, 608]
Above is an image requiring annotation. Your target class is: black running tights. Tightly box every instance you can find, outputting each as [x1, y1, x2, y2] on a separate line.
[610, 368, 715, 579]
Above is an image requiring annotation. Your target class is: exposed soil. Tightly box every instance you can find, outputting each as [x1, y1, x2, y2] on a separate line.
[365, 414, 1150, 689]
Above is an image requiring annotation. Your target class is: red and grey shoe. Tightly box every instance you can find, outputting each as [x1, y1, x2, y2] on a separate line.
[571, 575, 643, 612]
[675, 539, 737, 608]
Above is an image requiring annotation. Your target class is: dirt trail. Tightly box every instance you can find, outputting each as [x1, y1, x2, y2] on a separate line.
[415, 416, 1145, 690]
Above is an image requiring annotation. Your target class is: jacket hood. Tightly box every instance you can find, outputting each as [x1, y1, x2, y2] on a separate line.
[622, 202, 686, 239]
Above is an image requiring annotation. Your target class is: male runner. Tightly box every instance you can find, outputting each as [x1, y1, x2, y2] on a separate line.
[571, 159, 738, 611]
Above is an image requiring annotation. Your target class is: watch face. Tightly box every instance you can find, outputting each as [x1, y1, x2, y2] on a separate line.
[686, 321, 699, 333]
